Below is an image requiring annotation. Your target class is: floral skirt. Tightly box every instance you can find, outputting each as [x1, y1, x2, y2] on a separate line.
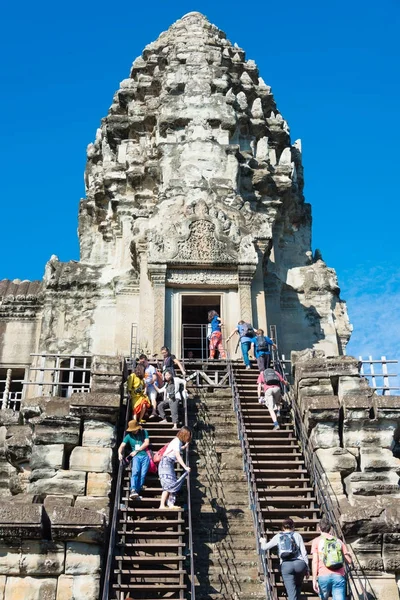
[132, 393, 151, 417]
[158, 456, 188, 493]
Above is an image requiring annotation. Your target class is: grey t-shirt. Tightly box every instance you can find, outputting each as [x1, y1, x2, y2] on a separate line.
[262, 532, 309, 567]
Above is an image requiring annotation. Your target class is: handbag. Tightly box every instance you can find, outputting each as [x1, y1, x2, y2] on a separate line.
[146, 449, 158, 474]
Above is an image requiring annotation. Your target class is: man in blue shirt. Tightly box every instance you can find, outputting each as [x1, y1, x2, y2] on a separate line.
[226, 320, 255, 369]
[253, 328, 276, 371]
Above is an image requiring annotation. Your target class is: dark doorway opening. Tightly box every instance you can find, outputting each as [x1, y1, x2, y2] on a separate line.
[182, 295, 221, 359]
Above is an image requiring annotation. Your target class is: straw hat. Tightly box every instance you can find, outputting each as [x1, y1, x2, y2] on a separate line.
[126, 420, 142, 433]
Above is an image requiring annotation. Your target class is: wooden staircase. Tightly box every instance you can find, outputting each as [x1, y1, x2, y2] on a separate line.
[232, 361, 320, 600]
[108, 422, 189, 600]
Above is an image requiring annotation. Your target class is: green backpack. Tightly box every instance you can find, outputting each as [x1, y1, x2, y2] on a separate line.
[320, 537, 344, 570]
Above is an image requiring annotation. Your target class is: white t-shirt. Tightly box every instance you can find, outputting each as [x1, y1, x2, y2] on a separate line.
[145, 364, 156, 388]
[164, 437, 182, 459]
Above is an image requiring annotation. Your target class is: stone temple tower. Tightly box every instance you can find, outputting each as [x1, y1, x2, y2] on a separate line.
[0, 11, 351, 365]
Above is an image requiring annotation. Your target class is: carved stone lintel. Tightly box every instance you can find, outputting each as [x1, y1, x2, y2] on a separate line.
[166, 269, 237, 287]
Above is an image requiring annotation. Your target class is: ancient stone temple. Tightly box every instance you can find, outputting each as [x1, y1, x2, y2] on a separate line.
[0, 11, 399, 600]
[0, 11, 350, 368]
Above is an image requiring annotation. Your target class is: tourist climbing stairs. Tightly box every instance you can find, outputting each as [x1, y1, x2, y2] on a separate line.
[231, 360, 320, 600]
[103, 414, 193, 599]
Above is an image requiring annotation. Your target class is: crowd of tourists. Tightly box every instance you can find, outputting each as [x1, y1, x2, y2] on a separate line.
[118, 318, 353, 598]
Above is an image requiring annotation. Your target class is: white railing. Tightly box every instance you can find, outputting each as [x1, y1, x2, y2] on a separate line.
[358, 356, 399, 395]
[22, 353, 92, 400]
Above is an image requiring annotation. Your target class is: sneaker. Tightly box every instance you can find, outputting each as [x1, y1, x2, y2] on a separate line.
[159, 419, 168, 424]
[245, 365, 251, 370]
[273, 423, 280, 430]
[258, 397, 265, 404]
[129, 490, 139, 499]
[172, 423, 178, 430]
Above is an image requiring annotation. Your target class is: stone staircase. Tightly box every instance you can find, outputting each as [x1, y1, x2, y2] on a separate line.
[109, 422, 188, 600]
[233, 361, 320, 600]
[189, 386, 266, 600]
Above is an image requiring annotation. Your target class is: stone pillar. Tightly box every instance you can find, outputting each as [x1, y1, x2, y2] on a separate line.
[238, 265, 256, 323]
[1, 368, 12, 410]
[252, 240, 270, 332]
[148, 264, 167, 354]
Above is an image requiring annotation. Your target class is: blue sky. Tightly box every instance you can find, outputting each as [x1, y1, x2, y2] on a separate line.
[1, 0, 399, 379]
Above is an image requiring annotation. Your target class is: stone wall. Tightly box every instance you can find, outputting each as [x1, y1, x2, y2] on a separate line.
[0, 356, 123, 600]
[292, 350, 400, 599]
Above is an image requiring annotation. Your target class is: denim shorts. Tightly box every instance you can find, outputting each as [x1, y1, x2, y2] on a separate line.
[318, 574, 346, 600]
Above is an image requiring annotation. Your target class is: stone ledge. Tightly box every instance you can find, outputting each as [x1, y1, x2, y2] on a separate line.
[47, 506, 105, 544]
[0, 503, 43, 539]
[69, 393, 120, 423]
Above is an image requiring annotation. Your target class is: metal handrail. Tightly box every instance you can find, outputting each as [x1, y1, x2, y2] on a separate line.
[274, 356, 376, 600]
[227, 355, 276, 600]
[101, 392, 131, 600]
[183, 392, 196, 600]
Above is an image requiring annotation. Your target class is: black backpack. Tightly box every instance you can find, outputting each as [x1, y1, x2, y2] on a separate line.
[263, 368, 280, 386]
[256, 335, 268, 351]
[240, 323, 255, 338]
[278, 532, 298, 560]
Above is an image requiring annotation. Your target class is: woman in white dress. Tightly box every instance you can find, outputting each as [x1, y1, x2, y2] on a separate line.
[158, 426, 192, 509]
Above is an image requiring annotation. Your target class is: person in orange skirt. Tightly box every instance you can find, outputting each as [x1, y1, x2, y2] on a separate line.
[127, 364, 151, 423]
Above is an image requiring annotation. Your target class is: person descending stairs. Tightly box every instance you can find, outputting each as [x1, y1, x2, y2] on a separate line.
[106, 420, 190, 600]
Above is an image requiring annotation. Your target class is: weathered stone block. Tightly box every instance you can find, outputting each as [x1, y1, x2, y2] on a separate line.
[86, 473, 111, 497]
[322, 471, 344, 495]
[91, 375, 122, 394]
[0, 541, 20, 575]
[315, 448, 357, 475]
[293, 355, 359, 380]
[338, 376, 365, 399]
[0, 410, 20, 426]
[74, 496, 110, 518]
[82, 420, 116, 448]
[4, 426, 32, 463]
[0, 503, 42, 539]
[383, 533, 400, 570]
[48, 506, 104, 543]
[0, 576, 5, 600]
[348, 534, 383, 571]
[91, 355, 123, 375]
[30, 468, 57, 482]
[360, 447, 400, 473]
[19, 541, 65, 575]
[65, 542, 101, 575]
[343, 420, 397, 449]
[4, 576, 57, 599]
[70, 447, 112, 473]
[69, 393, 120, 423]
[28, 470, 86, 496]
[32, 417, 80, 447]
[44, 495, 74, 510]
[56, 574, 100, 600]
[21, 396, 71, 421]
[310, 423, 340, 449]
[340, 496, 400, 536]
[30, 444, 65, 470]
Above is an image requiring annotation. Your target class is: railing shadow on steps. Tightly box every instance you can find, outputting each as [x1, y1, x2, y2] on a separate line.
[227, 355, 277, 600]
[274, 356, 376, 600]
[101, 390, 196, 600]
[101, 392, 130, 600]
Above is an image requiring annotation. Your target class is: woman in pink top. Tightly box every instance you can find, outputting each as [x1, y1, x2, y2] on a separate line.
[311, 518, 353, 599]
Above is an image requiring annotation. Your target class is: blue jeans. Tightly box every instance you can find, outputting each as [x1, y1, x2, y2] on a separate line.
[130, 453, 150, 493]
[318, 574, 346, 600]
[241, 341, 252, 367]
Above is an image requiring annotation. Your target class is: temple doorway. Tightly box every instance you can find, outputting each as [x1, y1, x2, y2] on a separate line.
[181, 294, 221, 359]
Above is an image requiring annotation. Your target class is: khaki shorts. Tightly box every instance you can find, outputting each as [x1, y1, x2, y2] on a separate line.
[264, 386, 282, 411]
